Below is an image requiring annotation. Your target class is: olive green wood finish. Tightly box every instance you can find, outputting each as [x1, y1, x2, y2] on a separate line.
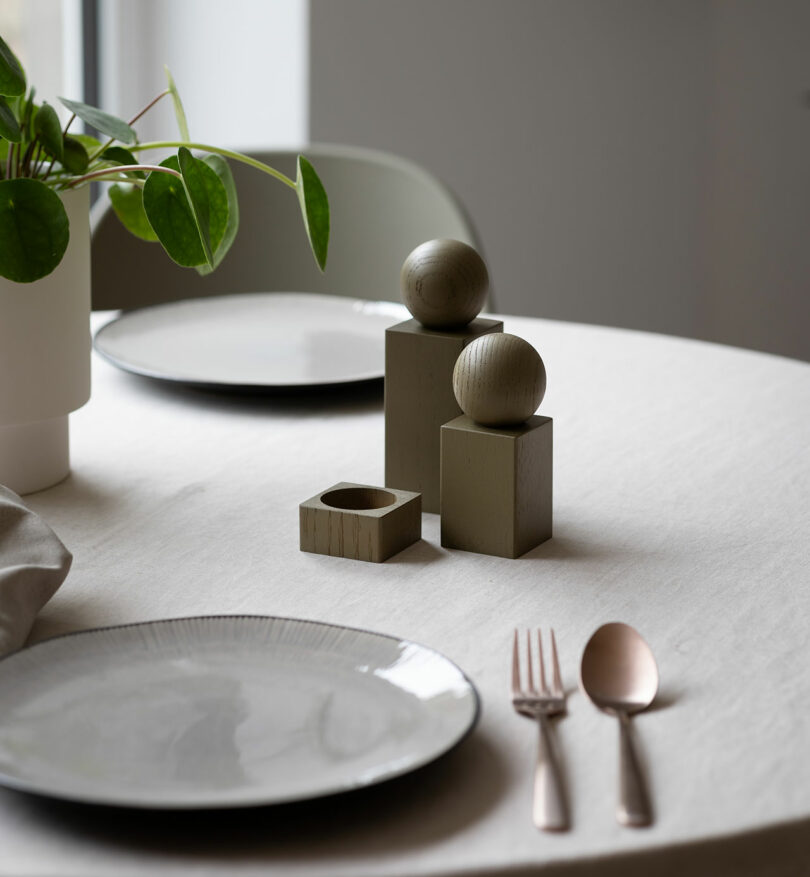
[385, 318, 503, 513]
[440, 414, 552, 558]
[400, 239, 489, 328]
[453, 333, 546, 427]
[300, 481, 421, 563]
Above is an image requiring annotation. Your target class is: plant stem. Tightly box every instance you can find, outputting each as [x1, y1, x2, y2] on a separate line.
[63, 164, 182, 187]
[63, 112, 76, 137]
[128, 90, 169, 127]
[130, 141, 298, 189]
[84, 90, 171, 165]
[41, 156, 56, 182]
[32, 143, 44, 177]
[86, 136, 115, 164]
[21, 137, 38, 176]
[6, 143, 13, 179]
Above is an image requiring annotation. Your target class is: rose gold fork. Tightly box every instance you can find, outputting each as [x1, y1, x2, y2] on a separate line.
[511, 629, 569, 831]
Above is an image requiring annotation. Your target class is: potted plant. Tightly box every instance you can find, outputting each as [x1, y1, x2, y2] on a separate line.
[0, 33, 329, 494]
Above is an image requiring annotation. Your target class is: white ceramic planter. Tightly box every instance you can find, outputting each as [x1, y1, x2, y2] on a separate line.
[0, 187, 91, 494]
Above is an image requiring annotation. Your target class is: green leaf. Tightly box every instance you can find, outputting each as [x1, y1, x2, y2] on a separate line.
[0, 95, 20, 142]
[25, 103, 40, 145]
[20, 87, 35, 139]
[71, 133, 101, 153]
[165, 66, 190, 141]
[177, 146, 213, 265]
[0, 35, 25, 97]
[142, 152, 228, 268]
[58, 97, 136, 145]
[109, 183, 158, 242]
[34, 102, 63, 162]
[0, 178, 69, 282]
[296, 155, 329, 271]
[62, 136, 89, 174]
[102, 145, 138, 166]
[196, 154, 238, 274]
[99, 145, 145, 180]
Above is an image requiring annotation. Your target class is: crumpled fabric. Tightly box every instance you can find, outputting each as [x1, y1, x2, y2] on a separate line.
[0, 484, 71, 656]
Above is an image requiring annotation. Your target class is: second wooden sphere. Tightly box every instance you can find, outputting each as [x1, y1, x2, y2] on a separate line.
[453, 333, 546, 427]
[400, 239, 489, 329]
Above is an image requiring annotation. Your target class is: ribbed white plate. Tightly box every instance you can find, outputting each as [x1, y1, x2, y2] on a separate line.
[0, 617, 478, 809]
[93, 293, 408, 389]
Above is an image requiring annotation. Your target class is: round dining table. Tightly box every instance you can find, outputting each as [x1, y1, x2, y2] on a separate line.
[5, 307, 809, 876]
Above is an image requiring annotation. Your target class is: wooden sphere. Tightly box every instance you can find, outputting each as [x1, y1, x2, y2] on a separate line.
[400, 239, 488, 329]
[453, 333, 546, 427]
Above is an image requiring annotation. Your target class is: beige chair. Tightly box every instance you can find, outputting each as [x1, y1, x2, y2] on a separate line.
[90, 143, 486, 311]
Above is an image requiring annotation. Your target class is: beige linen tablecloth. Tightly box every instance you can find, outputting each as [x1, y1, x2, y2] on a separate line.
[6, 312, 810, 876]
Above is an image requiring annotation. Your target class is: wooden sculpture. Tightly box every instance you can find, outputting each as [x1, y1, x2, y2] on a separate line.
[440, 333, 552, 558]
[385, 239, 503, 513]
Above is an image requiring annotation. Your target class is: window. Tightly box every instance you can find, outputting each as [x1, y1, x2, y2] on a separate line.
[97, 0, 308, 149]
[0, 0, 84, 125]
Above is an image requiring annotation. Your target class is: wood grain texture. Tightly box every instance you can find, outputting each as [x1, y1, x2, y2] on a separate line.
[400, 239, 489, 329]
[385, 317, 503, 513]
[453, 333, 546, 427]
[440, 414, 552, 558]
[300, 482, 421, 563]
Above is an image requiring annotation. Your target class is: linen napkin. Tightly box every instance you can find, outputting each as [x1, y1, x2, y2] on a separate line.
[0, 485, 71, 656]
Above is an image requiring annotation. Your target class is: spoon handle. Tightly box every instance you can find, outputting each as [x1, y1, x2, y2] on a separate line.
[617, 712, 652, 827]
[533, 713, 569, 831]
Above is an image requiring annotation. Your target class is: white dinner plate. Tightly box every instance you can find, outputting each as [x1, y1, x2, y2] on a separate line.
[0, 616, 479, 809]
[93, 293, 408, 389]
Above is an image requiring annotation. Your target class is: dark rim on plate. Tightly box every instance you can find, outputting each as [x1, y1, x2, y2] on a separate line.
[92, 293, 400, 390]
[0, 614, 481, 810]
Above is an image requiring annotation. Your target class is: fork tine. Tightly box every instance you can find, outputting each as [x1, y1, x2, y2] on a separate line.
[550, 628, 563, 696]
[537, 629, 549, 694]
[525, 630, 536, 692]
[511, 629, 522, 695]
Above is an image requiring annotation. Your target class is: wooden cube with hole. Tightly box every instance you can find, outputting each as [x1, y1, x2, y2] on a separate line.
[299, 482, 422, 562]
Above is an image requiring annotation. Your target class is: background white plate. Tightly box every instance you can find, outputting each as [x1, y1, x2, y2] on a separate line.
[93, 293, 408, 388]
[0, 616, 479, 809]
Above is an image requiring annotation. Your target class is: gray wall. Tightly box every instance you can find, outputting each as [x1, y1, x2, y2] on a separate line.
[703, 1, 810, 362]
[310, 0, 810, 361]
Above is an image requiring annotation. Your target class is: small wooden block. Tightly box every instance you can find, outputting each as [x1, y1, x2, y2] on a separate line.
[440, 414, 552, 558]
[300, 482, 421, 563]
[385, 317, 503, 513]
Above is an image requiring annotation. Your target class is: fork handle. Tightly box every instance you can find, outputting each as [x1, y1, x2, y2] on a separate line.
[533, 714, 569, 831]
[617, 711, 652, 827]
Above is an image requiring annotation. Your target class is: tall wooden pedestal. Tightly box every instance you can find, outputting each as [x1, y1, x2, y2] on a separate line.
[385, 317, 503, 513]
[440, 414, 553, 558]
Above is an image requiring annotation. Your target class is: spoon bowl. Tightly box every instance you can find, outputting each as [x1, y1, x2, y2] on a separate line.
[580, 622, 658, 715]
[580, 622, 659, 827]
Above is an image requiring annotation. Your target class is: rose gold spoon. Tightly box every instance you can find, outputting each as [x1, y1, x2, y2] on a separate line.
[580, 622, 659, 827]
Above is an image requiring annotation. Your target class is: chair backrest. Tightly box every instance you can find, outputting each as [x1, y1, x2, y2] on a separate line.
[90, 143, 484, 311]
